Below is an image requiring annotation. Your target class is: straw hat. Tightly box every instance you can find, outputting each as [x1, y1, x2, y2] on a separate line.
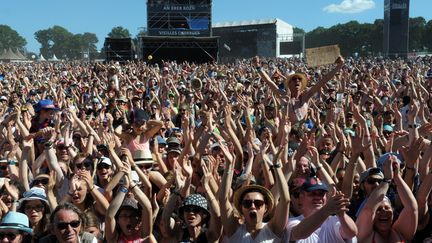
[285, 72, 308, 90]
[233, 185, 274, 217]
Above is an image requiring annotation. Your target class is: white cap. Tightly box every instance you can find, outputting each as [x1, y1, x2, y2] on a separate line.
[98, 156, 112, 166]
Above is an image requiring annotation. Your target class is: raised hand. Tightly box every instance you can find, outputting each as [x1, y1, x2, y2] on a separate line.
[351, 125, 371, 156]
[324, 190, 350, 216]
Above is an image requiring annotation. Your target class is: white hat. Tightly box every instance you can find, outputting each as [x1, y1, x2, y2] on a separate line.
[97, 156, 112, 166]
[133, 149, 153, 165]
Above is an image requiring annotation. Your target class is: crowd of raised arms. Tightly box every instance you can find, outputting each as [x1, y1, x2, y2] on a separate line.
[0, 55, 431, 243]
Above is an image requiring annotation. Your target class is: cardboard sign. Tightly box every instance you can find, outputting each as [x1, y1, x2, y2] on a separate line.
[306, 45, 340, 67]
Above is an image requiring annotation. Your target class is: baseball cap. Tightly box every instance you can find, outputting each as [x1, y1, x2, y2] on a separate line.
[97, 156, 112, 166]
[301, 176, 329, 192]
[359, 167, 384, 184]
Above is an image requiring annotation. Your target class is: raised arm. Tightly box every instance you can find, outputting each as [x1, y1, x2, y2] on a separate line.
[392, 162, 418, 241]
[302, 57, 344, 101]
[268, 145, 291, 237]
[127, 172, 155, 242]
[217, 137, 238, 237]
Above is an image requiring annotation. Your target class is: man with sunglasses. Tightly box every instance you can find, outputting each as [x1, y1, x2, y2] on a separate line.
[40, 202, 96, 243]
[287, 176, 357, 242]
[0, 211, 32, 243]
[350, 167, 385, 220]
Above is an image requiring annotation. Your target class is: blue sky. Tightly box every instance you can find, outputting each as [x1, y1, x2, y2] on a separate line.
[2, 0, 431, 53]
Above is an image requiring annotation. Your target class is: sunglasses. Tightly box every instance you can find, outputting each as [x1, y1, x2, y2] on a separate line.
[0, 232, 19, 241]
[366, 178, 383, 185]
[24, 204, 44, 212]
[241, 199, 265, 209]
[138, 164, 153, 171]
[0, 165, 7, 170]
[75, 161, 92, 170]
[183, 206, 202, 214]
[57, 145, 68, 150]
[97, 163, 111, 170]
[33, 178, 49, 185]
[56, 220, 81, 230]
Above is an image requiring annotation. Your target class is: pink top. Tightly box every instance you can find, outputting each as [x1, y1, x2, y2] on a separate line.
[127, 135, 150, 154]
[118, 234, 144, 243]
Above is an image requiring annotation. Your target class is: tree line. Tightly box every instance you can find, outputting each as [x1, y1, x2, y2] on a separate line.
[1, 17, 431, 60]
[298, 17, 432, 57]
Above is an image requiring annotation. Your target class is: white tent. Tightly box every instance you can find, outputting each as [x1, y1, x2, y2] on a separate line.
[39, 54, 46, 61]
[49, 54, 59, 61]
[13, 49, 27, 60]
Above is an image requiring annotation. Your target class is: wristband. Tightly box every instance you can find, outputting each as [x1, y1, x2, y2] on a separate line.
[119, 186, 128, 194]
[383, 178, 392, 184]
[90, 185, 96, 191]
[256, 67, 262, 72]
[315, 165, 322, 172]
[44, 141, 54, 148]
[7, 160, 17, 166]
[408, 124, 419, 128]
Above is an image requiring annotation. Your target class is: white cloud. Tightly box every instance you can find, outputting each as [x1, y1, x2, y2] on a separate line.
[323, 0, 376, 14]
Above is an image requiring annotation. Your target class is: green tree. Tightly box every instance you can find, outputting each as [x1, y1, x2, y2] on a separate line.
[107, 26, 131, 38]
[35, 26, 99, 60]
[424, 20, 432, 51]
[0, 25, 27, 51]
[409, 17, 426, 51]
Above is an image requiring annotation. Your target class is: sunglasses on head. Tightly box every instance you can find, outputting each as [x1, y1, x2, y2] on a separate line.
[366, 178, 383, 185]
[75, 161, 92, 170]
[97, 163, 110, 170]
[183, 206, 202, 214]
[33, 178, 49, 185]
[0, 232, 19, 241]
[241, 199, 265, 209]
[56, 220, 81, 230]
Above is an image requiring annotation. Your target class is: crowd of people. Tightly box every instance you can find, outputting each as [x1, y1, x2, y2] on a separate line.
[0, 54, 431, 243]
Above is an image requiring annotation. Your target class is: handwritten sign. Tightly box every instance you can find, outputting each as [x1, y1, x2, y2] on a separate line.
[306, 45, 340, 67]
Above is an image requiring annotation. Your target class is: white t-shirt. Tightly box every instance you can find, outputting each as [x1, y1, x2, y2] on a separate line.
[223, 223, 281, 243]
[283, 215, 357, 243]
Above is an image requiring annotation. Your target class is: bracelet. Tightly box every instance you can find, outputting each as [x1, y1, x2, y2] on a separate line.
[130, 184, 138, 190]
[90, 185, 96, 191]
[119, 186, 128, 194]
[383, 178, 392, 184]
[270, 163, 282, 171]
[316, 165, 323, 172]
[256, 67, 262, 72]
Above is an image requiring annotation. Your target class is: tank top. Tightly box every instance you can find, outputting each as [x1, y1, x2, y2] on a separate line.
[224, 223, 281, 243]
[127, 135, 150, 154]
[118, 234, 144, 243]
